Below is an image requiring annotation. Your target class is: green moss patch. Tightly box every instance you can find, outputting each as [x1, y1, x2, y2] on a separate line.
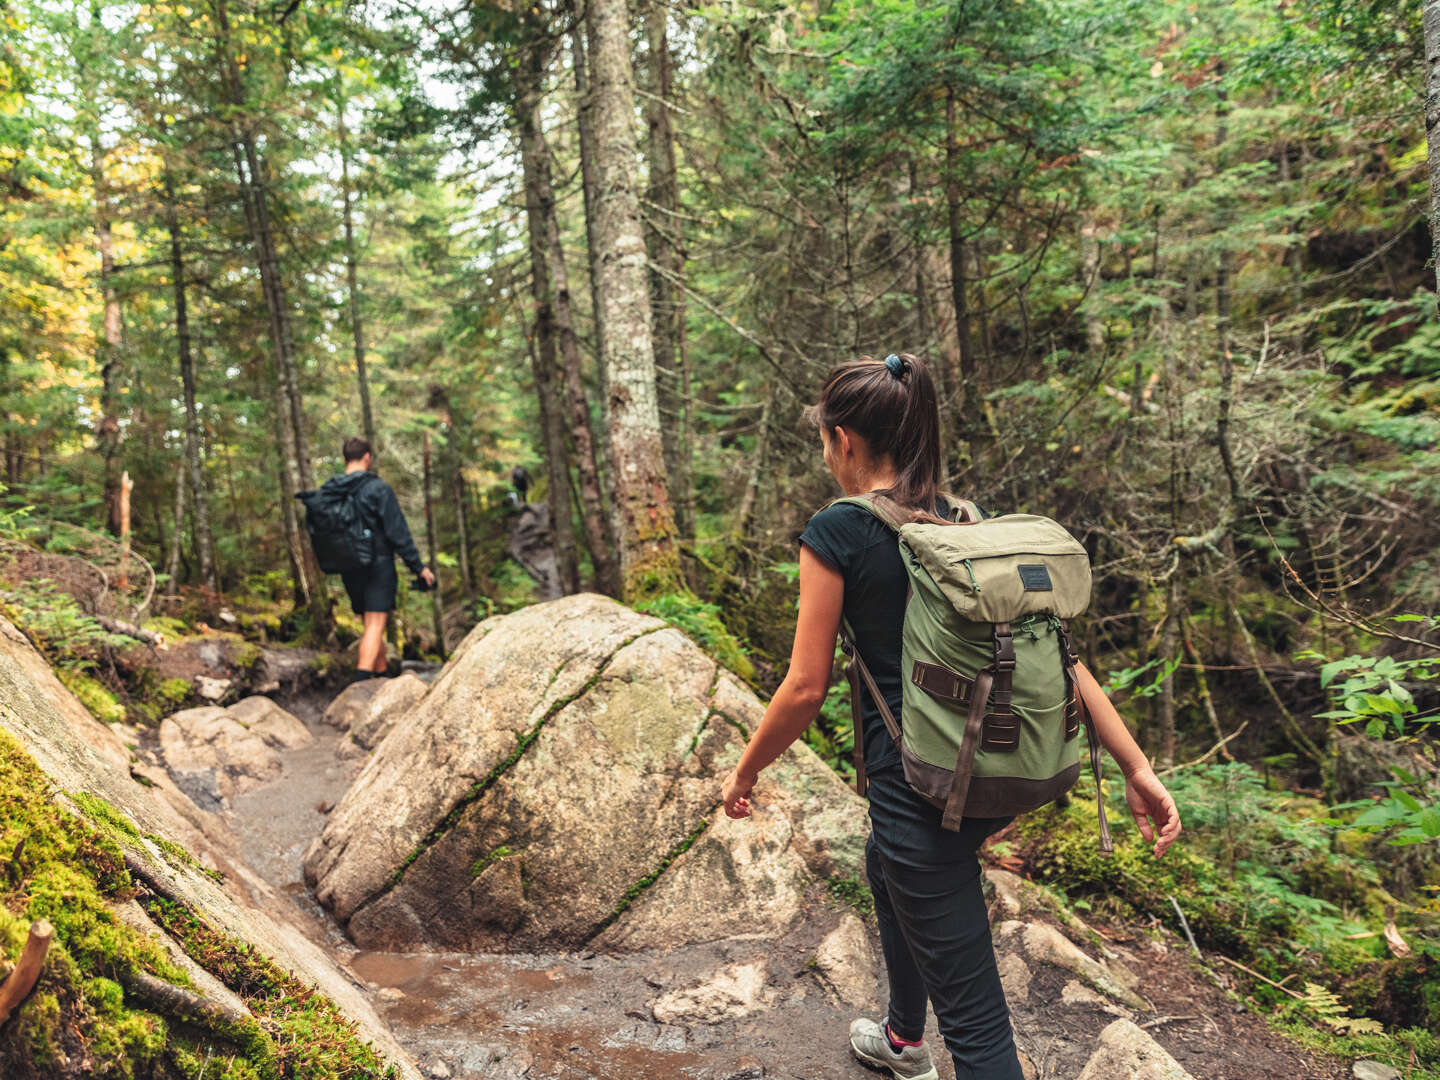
[0, 730, 393, 1079]
[56, 667, 126, 723]
[141, 897, 395, 1079]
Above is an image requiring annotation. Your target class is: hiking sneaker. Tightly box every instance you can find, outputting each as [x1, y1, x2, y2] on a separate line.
[848, 1017, 939, 1080]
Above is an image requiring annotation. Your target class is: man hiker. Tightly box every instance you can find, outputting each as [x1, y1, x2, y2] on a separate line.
[511, 464, 532, 504]
[300, 437, 435, 679]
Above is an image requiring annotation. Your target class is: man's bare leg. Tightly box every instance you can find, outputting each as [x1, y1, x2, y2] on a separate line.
[357, 611, 389, 674]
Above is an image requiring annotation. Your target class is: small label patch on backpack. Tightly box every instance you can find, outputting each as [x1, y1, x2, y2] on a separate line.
[1018, 564, 1053, 591]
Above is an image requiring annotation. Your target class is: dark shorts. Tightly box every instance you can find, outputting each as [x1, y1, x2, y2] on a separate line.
[340, 560, 397, 614]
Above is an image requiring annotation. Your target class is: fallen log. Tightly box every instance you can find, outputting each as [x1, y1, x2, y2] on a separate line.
[0, 918, 54, 1025]
[96, 615, 164, 646]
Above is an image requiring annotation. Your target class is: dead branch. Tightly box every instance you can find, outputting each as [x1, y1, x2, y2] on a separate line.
[0, 919, 54, 1025]
[121, 968, 251, 1028]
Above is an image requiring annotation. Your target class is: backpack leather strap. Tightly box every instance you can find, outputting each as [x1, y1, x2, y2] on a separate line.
[1057, 619, 1113, 855]
[840, 624, 903, 798]
[941, 668, 992, 831]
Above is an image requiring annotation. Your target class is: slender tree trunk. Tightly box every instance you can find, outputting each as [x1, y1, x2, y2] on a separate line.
[568, 0, 606, 379]
[1158, 578, 1178, 770]
[944, 88, 976, 419]
[162, 163, 217, 593]
[735, 379, 775, 543]
[91, 141, 124, 536]
[338, 92, 376, 447]
[517, 34, 617, 594]
[517, 40, 581, 595]
[1425, 0, 1440, 305]
[643, 0, 693, 539]
[213, 0, 327, 629]
[1081, 219, 1105, 353]
[452, 461, 474, 602]
[166, 444, 187, 598]
[584, 0, 681, 599]
[422, 431, 446, 656]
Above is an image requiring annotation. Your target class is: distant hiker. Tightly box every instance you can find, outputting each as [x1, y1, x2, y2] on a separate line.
[720, 353, 1181, 1080]
[297, 437, 435, 679]
[511, 464, 532, 504]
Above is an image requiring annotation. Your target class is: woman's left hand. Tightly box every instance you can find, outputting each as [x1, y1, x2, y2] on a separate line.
[721, 767, 756, 819]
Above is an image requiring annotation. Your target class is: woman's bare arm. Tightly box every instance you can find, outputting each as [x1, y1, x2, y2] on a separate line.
[721, 546, 844, 817]
[1076, 661, 1183, 857]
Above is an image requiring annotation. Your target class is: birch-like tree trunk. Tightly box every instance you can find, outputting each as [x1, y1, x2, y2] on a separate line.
[584, 0, 680, 599]
[643, 0, 693, 539]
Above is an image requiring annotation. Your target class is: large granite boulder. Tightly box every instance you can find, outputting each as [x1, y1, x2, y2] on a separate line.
[304, 593, 869, 951]
[0, 616, 418, 1079]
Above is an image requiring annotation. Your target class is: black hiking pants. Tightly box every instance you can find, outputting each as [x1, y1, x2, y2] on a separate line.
[865, 769, 1024, 1080]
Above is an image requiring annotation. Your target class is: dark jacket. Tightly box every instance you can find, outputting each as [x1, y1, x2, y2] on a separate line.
[321, 470, 425, 575]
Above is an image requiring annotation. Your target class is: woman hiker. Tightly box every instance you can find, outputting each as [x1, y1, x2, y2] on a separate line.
[720, 353, 1183, 1080]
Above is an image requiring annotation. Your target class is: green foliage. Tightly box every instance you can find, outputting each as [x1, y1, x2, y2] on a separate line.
[634, 592, 756, 682]
[827, 875, 874, 918]
[1305, 619, 1440, 848]
[1020, 762, 1440, 1033]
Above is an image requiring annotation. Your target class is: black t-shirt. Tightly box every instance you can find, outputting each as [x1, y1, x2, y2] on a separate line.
[800, 496, 961, 778]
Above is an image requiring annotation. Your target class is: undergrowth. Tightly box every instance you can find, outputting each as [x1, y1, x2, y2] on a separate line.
[635, 591, 756, 682]
[1018, 759, 1440, 1070]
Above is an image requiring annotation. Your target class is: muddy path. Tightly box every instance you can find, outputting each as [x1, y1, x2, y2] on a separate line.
[226, 690, 902, 1080]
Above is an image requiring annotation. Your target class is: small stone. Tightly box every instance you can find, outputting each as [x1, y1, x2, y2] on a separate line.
[651, 962, 766, 1025]
[1353, 1063, 1402, 1080]
[1061, 978, 1132, 1018]
[996, 950, 1031, 1004]
[376, 986, 405, 1002]
[425, 1062, 452, 1079]
[1021, 923, 1147, 1011]
[194, 676, 233, 702]
[1075, 1019, 1195, 1080]
[812, 915, 876, 1008]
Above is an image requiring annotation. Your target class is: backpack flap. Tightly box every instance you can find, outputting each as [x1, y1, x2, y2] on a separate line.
[898, 514, 1090, 623]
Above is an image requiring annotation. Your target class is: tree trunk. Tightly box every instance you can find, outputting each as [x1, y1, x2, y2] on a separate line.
[734, 379, 776, 543]
[214, 0, 327, 630]
[517, 40, 581, 595]
[1425, 0, 1440, 305]
[584, 0, 681, 600]
[944, 88, 976, 420]
[451, 460, 474, 602]
[165, 444, 187, 598]
[162, 163, 217, 593]
[568, 0, 607, 381]
[1158, 578, 1178, 770]
[91, 141, 124, 536]
[643, 0, 693, 539]
[422, 431, 446, 656]
[338, 91, 376, 448]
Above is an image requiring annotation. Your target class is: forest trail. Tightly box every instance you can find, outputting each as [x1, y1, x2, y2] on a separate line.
[162, 671, 1347, 1080]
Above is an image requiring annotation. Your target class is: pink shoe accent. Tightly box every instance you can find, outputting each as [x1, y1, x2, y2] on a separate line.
[887, 1024, 924, 1048]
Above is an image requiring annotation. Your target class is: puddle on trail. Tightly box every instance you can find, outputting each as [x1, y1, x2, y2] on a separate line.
[223, 697, 910, 1080]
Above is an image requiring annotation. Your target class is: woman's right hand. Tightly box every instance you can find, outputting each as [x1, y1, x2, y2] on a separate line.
[1124, 765, 1182, 858]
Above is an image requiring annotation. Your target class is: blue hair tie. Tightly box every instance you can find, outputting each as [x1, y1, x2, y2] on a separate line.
[884, 353, 906, 378]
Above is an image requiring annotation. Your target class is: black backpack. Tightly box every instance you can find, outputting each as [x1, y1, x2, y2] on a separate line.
[296, 479, 378, 575]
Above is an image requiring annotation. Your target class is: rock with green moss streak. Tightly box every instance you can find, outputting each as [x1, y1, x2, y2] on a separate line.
[0, 614, 420, 1080]
[305, 594, 869, 953]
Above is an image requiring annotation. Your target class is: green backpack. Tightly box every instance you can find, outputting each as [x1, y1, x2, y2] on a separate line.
[833, 493, 1113, 853]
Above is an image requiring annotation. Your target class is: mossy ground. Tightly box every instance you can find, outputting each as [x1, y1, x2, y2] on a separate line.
[0, 729, 395, 1079]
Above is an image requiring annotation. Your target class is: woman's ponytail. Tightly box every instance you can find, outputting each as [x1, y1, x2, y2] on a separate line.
[809, 352, 942, 511]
